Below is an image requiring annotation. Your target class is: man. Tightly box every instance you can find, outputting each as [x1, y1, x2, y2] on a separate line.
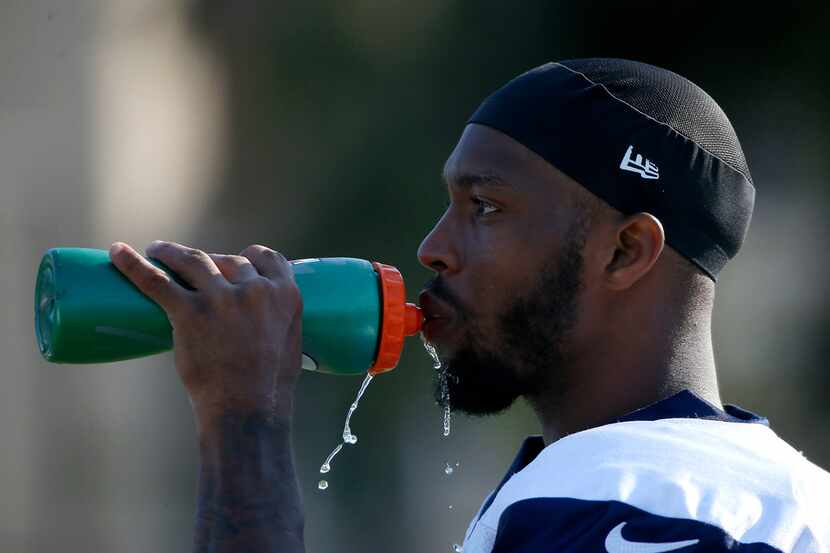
[110, 59, 830, 552]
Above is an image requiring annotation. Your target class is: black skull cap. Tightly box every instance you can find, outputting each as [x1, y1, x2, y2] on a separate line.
[468, 59, 755, 281]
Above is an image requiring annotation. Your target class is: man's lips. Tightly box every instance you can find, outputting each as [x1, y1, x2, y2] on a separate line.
[418, 290, 454, 321]
[418, 290, 456, 341]
[422, 316, 452, 342]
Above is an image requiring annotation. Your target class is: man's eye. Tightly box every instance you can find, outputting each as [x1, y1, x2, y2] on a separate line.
[472, 197, 499, 216]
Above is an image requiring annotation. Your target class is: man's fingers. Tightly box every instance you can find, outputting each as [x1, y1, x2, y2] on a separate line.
[239, 245, 292, 281]
[109, 242, 187, 312]
[208, 254, 260, 283]
[145, 241, 229, 292]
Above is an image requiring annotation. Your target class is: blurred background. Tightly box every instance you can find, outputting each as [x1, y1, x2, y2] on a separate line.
[2, 1, 829, 551]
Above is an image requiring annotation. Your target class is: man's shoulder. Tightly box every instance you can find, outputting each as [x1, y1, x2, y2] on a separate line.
[506, 417, 822, 497]
[468, 418, 830, 553]
[539, 417, 825, 483]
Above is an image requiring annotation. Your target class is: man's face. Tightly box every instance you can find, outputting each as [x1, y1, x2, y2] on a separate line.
[417, 124, 593, 416]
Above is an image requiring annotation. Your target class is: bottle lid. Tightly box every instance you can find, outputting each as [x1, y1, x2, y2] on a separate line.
[368, 262, 423, 375]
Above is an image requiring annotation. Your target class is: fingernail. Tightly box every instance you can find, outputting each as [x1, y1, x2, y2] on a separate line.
[110, 242, 125, 255]
[147, 240, 168, 252]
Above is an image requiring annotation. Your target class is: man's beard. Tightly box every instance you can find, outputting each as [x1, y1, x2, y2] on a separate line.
[429, 220, 587, 417]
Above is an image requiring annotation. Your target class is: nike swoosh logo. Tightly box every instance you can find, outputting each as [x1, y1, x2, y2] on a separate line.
[605, 522, 699, 553]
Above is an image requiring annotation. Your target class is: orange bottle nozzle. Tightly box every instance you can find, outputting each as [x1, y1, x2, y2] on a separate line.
[368, 263, 425, 375]
[404, 303, 423, 336]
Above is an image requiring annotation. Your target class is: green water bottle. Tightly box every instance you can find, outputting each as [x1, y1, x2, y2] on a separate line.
[34, 248, 423, 375]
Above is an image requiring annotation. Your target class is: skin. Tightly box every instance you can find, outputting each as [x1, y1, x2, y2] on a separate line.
[110, 241, 305, 552]
[110, 123, 722, 552]
[419, 124, 721, 443]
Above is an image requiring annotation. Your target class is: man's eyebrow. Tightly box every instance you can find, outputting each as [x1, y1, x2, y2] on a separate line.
[441, 171, 512, 190]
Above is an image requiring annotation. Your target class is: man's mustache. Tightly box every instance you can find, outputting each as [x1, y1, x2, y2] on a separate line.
[422, 276, 467, 319]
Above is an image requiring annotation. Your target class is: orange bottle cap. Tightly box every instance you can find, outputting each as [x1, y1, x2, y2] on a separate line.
[368, 262, 423, 375]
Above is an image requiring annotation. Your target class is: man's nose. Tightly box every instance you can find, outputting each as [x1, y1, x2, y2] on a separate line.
[417, 214, 459, 274]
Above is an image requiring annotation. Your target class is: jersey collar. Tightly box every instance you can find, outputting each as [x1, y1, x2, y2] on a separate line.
[613, 389, 768, 425]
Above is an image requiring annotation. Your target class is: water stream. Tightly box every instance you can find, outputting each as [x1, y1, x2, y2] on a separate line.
[317, 373, 374, 490]
[421, 335, 465, 551]
[421, 333, 451, 437]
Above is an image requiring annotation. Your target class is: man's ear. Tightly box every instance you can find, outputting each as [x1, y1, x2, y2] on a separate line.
[604, 212, 665, 290]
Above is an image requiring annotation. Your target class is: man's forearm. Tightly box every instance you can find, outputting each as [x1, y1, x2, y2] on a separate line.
[194, 411, 305, 553]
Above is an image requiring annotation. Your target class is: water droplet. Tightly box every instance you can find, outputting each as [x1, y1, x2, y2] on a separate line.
[452, 544, 463, 552]
[318, 480, 329, 490]
[444, 462, 454, 475]
[319, 443, 342, 474]
[443, 404, 451, 436]
[421, 333, 442, 370]
[345, 433, 357, 445]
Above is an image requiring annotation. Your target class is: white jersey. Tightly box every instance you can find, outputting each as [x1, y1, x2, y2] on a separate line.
[462, 390, 830, 553]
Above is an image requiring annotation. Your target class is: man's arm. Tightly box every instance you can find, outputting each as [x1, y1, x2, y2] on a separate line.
[110, 241, 306, 553]
[194, 411, 304, 553]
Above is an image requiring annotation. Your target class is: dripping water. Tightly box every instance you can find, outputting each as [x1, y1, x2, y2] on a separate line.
[421, 333, 451, 437]
[444, 461, 460, 475]
[317, 373, 374, 490]
[422, 335, 463, 552]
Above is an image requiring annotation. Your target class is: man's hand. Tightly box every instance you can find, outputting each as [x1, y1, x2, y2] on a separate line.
[109, 240, 303, 423]
[109, 240, 306, 553]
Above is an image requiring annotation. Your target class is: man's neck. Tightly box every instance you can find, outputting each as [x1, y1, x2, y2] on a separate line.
[532, 365, 721, 446]
[529, 284, 721, 446]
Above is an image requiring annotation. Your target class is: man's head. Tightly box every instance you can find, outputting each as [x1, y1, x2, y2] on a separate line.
[417, 59, 754, 417]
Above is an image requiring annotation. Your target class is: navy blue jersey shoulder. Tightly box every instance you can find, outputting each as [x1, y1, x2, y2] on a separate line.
[492, 498, 781, 552]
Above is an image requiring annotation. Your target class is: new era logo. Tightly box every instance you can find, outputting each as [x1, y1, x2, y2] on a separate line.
[620, 145, 659, 180]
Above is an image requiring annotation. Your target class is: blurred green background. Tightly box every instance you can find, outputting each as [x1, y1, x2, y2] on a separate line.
[2, 1, 828, 551]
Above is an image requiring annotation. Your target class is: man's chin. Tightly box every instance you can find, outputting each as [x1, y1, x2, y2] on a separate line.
[445, 396, 520, 417]
[434, 370, 523, 417]
[421, 316, 465, 348]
